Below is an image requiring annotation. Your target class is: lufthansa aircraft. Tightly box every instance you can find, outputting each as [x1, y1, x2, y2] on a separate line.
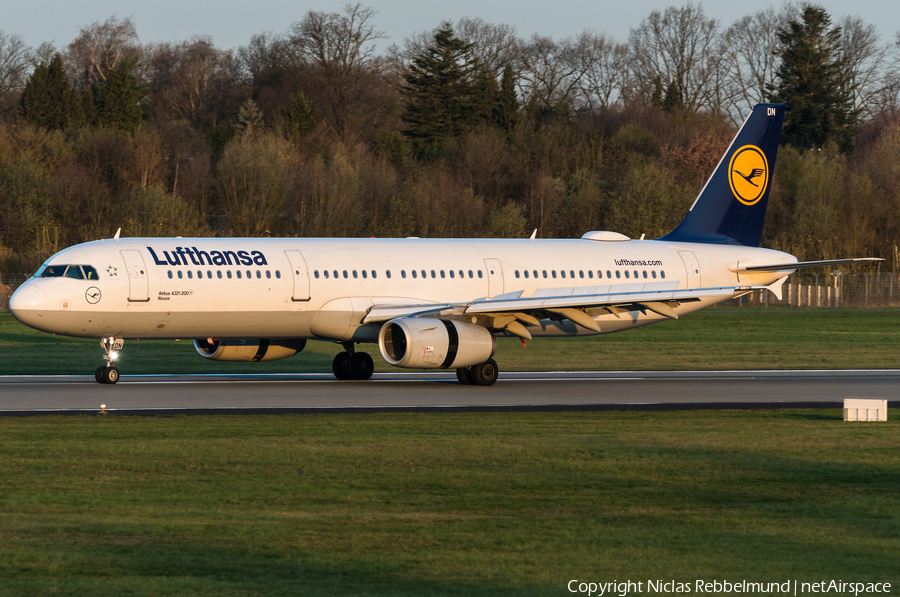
[9, 104, 879, 385]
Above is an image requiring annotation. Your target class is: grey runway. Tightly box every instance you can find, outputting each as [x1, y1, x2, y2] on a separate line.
[0, 370, 897, 415]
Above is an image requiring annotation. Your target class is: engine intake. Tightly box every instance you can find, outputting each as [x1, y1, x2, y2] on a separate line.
[378, 318, 495, 369]
[193, 338, 306, 362]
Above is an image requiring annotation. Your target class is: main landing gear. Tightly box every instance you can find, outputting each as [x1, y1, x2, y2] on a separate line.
[455, 358, 499, 386]
[95, 336, 121, 384]
[332, 342, 374, 381]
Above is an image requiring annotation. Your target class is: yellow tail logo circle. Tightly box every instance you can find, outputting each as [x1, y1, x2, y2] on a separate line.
[728, 145, 768, 206]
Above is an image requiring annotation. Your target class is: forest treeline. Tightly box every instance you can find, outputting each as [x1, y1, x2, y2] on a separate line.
[1, 2, 900, 274]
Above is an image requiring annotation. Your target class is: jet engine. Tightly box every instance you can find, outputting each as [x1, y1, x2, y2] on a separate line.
[378, 318, 495, 369]
[193, 338, 307, 362]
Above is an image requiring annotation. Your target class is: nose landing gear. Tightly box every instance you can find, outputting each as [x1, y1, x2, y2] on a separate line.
[95, 337, 121, 384]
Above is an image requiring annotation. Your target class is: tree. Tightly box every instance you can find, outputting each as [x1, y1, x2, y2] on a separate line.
[0, 32, 33, 115]
[493, 64, 518, 134]
[17, 54, 83, 130]
[401, 24, 495, 141]
[92, 59, 145, 134]
[768, 6, 858, 151]
[65, 16, 140, 87]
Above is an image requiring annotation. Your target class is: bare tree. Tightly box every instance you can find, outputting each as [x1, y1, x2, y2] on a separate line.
[288, 4, 391, 139]
[720, 7, 788, 124]
[0, 32, 32, 114]
[145, 37, 234, 124]
[516, 34, 582, 113]
[839, 15, 900, 122]
[65, 16, 140, 86]
[627, 3, 721, 113]
[569, 31, 629, 111]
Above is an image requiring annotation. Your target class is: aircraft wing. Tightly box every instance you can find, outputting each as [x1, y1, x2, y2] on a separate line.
[363, 282, 775, 336]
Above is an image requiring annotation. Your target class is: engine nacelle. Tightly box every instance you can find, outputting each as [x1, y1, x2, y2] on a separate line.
[378, 318, 495, 369]
[193, 338, 306, 362]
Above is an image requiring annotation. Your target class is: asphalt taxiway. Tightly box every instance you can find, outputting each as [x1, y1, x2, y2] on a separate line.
[0, 370, 897, 415]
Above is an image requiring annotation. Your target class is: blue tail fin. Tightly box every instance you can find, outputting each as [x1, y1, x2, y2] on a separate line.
[659, 103, 785, 247]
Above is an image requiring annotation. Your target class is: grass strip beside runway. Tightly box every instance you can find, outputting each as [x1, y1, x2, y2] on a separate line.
[1, 308, 899, 374]
[0, 411, 897, 596]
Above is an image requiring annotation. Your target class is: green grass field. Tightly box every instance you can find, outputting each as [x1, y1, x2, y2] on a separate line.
[1, 307, 898, 375]
[1, 411, 898, 596]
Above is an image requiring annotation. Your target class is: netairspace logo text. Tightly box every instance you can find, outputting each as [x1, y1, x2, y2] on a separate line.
[567, 579, 893, 597]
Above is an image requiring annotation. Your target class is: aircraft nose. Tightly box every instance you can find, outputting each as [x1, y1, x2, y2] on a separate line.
[9, 283, 46, 328]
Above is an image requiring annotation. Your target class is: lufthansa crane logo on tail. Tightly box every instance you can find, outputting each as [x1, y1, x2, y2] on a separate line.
[728, 145, 769, 206]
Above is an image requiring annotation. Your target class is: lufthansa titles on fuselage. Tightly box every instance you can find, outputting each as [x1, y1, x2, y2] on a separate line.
[147, 246, 268, 268]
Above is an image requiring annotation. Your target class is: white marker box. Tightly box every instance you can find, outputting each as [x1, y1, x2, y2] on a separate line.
[843, 398, 888, 422]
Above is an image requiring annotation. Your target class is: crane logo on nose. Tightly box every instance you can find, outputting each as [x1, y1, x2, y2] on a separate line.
[86, 287, 102, 304]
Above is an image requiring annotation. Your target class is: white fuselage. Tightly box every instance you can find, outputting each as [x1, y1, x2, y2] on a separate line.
[10, 236, 795, 342]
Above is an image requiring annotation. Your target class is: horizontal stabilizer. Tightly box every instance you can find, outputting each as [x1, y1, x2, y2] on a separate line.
[731, 258, 884, 273]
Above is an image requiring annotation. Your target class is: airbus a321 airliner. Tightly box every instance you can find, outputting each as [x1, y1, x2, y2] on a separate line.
[9, 104, 880, 385]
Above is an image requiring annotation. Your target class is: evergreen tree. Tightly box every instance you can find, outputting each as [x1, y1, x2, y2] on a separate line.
[493, 64, 519, 136]
[401, 24, 495, 141]
[17, 54, 83, 130]
[768, 6, 858, 151]
[280, 91, 319, 139]
[93, 60, 145, 135]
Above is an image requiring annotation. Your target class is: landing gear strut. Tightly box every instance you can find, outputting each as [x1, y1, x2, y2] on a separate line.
[95, 336, 121, 384]
[333, 343, 374, 381]
[456, 358, 499, 386]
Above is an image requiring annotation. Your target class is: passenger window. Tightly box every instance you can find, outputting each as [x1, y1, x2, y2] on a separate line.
[276, 271, 281, 279]
[588, 270, 594, 279]
[542, 270, 547, 279]
[651, 271, 657, 279]
[515, 270, 520, 278]
[477, 270, 483, 279]
[217, 271, 222, 279]
[633, 270, 638, 278]
[207, 271, 212, 278]
[440, 270, 445, 278]
[607, 270, 612, 278]
[615, 271, 620, 279]
[624, 271, 630, 279]
[324, 270, 329, 279]
[450, 270, 455, 279]
[468, 270, 473, 278]
[422, 270, 427, 278]
[83, 266, 99, 279]
[431, 270, 436, 278]
[40, 265, 67, 278]
[552, 271, 557, 279]
[227, 271, 232, 279]
[187, 270, 193, 279]
[352, 270, 358, 279]
[524, 270, 529, 279]
[570, 270, 575, 278]
[560, 270, 565, 279]
[412, 270, 417, 279]
[333, 270, 338, 279]
[236, 271, 242, 279]
[459, 270, 464, 278]
[168, 271, 173, 279]
[661, 271, 666, 279]
[533, 270, 538, 278]
[266, 271, 270, 279]
[178, 271, 183, 279]
[643, 271, 648, 279]
[386, 270, 391, 279]
[343, 271, 348, 279]
[362, 270, 367, 279]
[255, 270, 260, 279]
[371, 270, 377, 279]
[579, 270, 584, 279]
[65, 265, 84, 279]
[401, 270, 406, 278]
[247, 270, 252, 279]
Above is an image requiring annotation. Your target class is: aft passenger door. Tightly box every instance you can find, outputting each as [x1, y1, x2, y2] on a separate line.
[483, 258, 504, 299]
[285, 250, 311, 301]
[120, 250, 149, 302]
[678, 250, 701, 289]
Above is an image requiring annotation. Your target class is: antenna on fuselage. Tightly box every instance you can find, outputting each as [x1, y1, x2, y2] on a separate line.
[529, 229, 537, 241]
[113, 228, 121, 241]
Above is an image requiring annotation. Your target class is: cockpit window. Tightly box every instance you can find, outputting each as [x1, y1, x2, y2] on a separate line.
[82, 265, 99, 279]
[65, 265, 85, 279]
[39, 265, 67, 278]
